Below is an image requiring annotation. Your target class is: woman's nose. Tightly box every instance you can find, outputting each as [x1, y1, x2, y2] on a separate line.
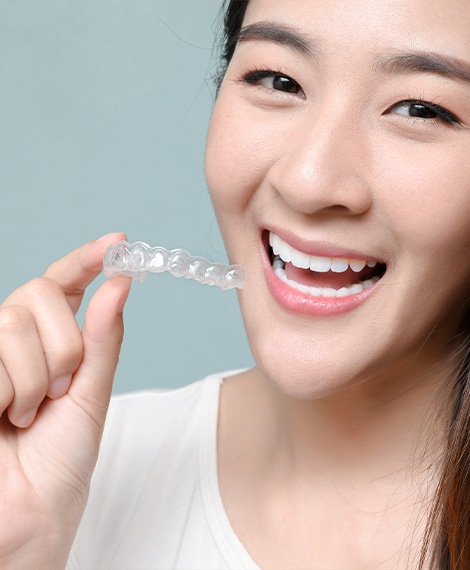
[267, 110, 374, 217]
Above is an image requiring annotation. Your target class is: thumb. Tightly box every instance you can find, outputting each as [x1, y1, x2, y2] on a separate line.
[68, 275, 131, 428]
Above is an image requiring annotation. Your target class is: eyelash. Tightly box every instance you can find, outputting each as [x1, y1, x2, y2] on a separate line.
[242, 68, 303, 96]
[389, 99, 461, 126]
[241, 68, 462, 126]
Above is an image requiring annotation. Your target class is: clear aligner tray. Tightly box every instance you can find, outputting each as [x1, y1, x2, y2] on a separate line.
[103, 241, 246, 290]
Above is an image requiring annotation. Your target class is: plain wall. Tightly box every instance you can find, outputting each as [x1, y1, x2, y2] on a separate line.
[0, 1, 254, 392]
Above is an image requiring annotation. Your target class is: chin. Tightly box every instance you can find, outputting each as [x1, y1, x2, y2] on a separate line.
[248, 333, 372, 401]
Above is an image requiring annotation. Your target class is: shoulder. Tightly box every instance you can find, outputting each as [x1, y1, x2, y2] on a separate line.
[98, 371, 226, 466]
[106, 374, 219, 434]
[95, 369, 248, 476]
[70, 369, 256, 570]
[76, 372, 227, 554]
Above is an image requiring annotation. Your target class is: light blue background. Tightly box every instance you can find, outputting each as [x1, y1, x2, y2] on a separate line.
[0, 1, 253, 392]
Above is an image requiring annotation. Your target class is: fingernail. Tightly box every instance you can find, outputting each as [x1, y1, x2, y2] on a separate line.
[49, 374, 72, 399]
[16, 408, 38, 428]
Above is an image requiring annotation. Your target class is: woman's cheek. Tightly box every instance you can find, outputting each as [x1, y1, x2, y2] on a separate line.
[206, 97, 283, 213]
[378, 148, 470, 254]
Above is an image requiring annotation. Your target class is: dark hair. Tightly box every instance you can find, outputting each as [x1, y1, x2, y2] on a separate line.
[217, 2, 470, 568]
[421, 338, 470, 570]
[214, 0, 249, 91]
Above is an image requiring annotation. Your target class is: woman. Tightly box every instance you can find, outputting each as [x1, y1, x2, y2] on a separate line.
[0, 0, 469, 568]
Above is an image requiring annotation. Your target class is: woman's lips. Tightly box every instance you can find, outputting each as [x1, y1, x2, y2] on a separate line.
[262, 230, 384, 316]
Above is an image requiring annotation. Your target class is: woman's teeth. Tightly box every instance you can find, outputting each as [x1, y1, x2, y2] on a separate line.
[273, 257, 379, 297]
[269, 232, 382, 298]
[269, 232, 377, 273]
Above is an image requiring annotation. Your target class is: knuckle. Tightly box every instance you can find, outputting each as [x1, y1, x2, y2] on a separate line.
[13, 373, 49, 404]
[2, 277, 63, 310]
[0, 305, 35, 334]
[27, 276, 62, 297]
[48, 334, 84, 375]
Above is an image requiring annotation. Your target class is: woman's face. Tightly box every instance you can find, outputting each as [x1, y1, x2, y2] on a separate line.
[206, 0, 470, 398]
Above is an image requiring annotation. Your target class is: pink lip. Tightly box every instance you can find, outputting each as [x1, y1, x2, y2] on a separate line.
[261, 230, 381, 317]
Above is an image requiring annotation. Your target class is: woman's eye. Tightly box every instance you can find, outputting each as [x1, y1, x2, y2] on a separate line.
[243, 70, 304, 96]
[390, 100, 460, 125]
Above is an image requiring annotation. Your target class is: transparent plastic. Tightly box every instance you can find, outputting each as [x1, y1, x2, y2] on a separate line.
[103, 241, 246, 290]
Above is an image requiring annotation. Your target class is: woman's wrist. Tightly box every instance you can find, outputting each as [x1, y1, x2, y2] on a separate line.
[0, 519, 79, 570]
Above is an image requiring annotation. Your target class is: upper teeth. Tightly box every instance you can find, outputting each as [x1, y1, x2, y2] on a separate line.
[269, 232, 377, 273]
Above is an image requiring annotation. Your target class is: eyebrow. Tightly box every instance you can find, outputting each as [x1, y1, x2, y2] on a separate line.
[376, 51, 470, 84]
[237, 23, 470, 85]
[237, 22, 318, 57]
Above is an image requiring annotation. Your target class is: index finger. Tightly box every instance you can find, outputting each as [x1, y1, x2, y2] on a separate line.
[44, 232, 127, 314]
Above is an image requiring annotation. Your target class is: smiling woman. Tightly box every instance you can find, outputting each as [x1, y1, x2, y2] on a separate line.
[208, 0, 470, 568]
[0, 1, 469, 569]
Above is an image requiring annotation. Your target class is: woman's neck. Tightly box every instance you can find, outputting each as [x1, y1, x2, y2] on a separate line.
[224, 358, 450, 475]
[275, 371, 447, 484]
[217, 362, 453, 569]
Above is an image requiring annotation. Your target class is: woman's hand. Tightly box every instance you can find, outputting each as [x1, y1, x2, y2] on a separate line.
[0, 233, 131, 569]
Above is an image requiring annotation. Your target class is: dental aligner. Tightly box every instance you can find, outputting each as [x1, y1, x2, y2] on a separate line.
[103, 241, 246, 290]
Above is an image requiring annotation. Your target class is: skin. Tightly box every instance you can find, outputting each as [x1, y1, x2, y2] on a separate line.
[0, 234, 131, 568]
[206, 0, 470, 567]
[0, 0, 469, 569]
